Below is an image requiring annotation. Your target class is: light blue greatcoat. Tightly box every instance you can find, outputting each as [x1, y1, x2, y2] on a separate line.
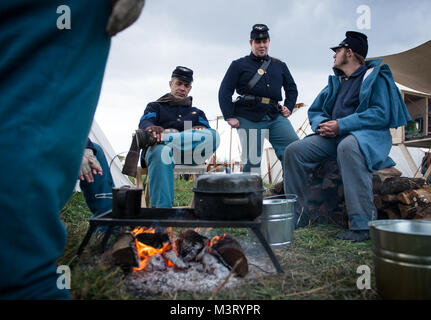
[308, 59, 411, 172]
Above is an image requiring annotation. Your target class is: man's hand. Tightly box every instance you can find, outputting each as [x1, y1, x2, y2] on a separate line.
[79, 148, 103, 183]
[280, 106, 291, 118]
[226, 118, 240, 128]
[317, 120, 340, 138]
[107, 0, 145, 36]
[146, 125, 164, 143]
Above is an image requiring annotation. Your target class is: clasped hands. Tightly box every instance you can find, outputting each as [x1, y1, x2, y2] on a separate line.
[317, 120, 340, 138]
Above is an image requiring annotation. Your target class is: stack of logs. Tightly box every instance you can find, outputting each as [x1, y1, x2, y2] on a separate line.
[271, 160, 431, 226]
[306, 160, 431, 226]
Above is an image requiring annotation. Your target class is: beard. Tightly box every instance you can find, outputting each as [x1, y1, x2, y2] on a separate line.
[334, 51, 348, 68]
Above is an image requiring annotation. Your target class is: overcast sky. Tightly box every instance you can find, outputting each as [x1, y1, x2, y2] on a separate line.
[94, 0, 431, 154]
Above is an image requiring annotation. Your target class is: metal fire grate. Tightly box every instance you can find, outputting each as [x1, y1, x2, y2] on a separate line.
[75, 208, 284, 273]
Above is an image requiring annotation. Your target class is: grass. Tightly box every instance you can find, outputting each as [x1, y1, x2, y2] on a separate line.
[59, 178, 379, 300]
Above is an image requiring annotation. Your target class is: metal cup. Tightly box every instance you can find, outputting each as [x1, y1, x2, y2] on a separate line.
[112, 186, 142, 218]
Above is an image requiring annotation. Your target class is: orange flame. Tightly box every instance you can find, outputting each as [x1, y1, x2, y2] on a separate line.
[132, 227, 174, 271]
[208, 233, 228, 248]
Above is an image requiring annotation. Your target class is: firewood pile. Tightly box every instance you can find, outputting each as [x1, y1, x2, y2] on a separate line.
[271, 160, 431, 226]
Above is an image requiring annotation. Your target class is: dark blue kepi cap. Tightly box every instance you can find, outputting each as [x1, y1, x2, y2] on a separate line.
[250, 24, 269, 40]
[331, 31, 368, 58]
[172, 66, 193, 82]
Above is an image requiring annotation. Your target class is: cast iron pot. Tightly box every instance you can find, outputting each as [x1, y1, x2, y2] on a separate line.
[193, 173, 264, 220]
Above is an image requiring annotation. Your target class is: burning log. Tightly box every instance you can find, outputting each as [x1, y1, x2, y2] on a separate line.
[163, 250, 188, 270]
[132, 227, 173, 271]
[208, 234, 248, 277]
[175, 229, 208, 262]
[136, 232, 170, 249]
[196, 247, 230, 277]
[112, 233, 139, 268]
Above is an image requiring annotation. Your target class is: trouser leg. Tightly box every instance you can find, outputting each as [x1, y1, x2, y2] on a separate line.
[145, 145, 175, 208]
[80, 143, 114, 217]
[268, 115, 299, 165]
[145, 129, 219, 208]
[166, 128, 219, 165]
[336, 135, 376, 230]
[283, 135, 338, 227]
[236, 117, 266, 174]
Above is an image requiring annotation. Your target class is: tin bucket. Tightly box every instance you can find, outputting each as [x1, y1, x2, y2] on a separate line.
[261, 194, 297, 247]
[370, 219, 431, 299]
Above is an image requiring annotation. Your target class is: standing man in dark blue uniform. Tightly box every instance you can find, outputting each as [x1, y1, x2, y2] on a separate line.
[218, 24, 299, 173]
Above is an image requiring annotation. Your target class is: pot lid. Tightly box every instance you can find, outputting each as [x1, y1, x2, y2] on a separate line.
[193, 173, 264, 193]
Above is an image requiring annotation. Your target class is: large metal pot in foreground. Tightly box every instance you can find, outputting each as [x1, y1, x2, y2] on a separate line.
[193, 173, 264, 220]
[261, 194, 297, 247]
[370, 219, 431, 299]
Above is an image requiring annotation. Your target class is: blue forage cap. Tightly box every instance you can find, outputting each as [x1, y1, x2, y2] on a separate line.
[330, 31, 368, 58]
[172, 66, 193, 82]
[250, 24, 270, 40]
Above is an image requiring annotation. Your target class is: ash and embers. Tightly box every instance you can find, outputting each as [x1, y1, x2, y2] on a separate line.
[125, 241, 281, 298]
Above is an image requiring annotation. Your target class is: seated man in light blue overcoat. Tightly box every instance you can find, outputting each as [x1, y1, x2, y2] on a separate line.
[283, 31, 411, 242]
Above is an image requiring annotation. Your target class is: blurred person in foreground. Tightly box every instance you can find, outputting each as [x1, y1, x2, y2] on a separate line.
[0, 0, 145, 299]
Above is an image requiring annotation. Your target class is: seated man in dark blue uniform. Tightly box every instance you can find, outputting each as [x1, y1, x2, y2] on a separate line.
[218, 24, 299, 174]
[123, 66, 219, 207]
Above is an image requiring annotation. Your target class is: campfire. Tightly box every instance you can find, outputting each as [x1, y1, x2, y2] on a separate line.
[111, 227, 249, 277]
[131, 227, 174, 271]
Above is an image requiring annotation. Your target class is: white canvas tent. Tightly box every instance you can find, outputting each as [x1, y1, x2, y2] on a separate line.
[88, 120, 134, 187]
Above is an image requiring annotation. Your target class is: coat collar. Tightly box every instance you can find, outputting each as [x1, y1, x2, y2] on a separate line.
[249, 52, 270, 61]
[332, 58, 382, 77]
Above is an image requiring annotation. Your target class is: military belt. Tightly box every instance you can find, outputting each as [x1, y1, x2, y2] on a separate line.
[237, 94, 279, 106]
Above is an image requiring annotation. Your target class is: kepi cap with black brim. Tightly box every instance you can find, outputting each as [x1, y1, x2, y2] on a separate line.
[330, 31, 368, 58]
[171, 66, 193, 83]
[250, 24, 270, 40]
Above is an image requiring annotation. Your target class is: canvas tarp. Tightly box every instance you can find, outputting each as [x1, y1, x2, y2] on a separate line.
[371, 40, 431, 94]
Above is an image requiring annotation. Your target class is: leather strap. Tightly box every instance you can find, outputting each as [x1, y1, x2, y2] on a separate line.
[246, 58, 271, 91]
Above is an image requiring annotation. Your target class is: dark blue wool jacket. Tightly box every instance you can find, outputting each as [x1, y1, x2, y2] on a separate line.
[139, 101, 211, 132]
[218, 53, 298, 121]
